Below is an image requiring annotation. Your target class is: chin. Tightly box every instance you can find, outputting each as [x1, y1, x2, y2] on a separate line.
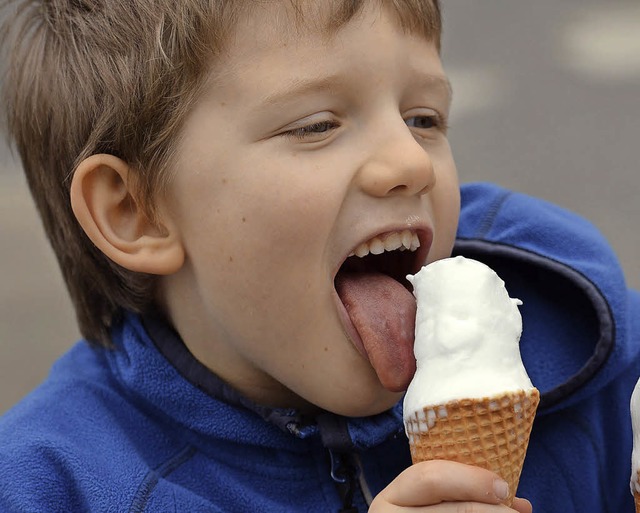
[322, 388, 404, 418]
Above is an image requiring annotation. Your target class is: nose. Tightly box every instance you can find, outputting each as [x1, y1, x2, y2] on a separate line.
[356, 128, 436, 198]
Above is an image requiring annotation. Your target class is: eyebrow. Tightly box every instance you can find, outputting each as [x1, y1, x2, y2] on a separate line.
[258, 72, 453, 107]
[418, 74, 453, 103]
[258, 74, 345, 107]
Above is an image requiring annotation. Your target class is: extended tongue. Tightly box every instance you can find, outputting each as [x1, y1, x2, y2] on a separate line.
[335, 272, 417, 392]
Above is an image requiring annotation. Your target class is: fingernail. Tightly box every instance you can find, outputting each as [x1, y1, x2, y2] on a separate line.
[493, 479, 509, 500]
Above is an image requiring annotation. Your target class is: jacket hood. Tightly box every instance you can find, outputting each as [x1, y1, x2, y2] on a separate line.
[456, 182, 640, 414]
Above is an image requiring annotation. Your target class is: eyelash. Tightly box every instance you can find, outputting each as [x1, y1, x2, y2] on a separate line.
[405, 114, 448, 133]
[281, 113, 448, 141]
[282, 121, 339, 140]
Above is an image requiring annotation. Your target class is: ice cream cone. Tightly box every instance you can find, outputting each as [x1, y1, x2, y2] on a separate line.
[630, 378, 640, 510]
[405, 388, 540, 506]
[633, 469, 640, 513]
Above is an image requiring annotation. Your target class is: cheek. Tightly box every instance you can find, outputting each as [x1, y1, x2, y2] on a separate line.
[176, 178, 337, 306]
[428, 163, 460, 260]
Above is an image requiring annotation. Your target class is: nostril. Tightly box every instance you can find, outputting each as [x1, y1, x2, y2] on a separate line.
[417, 182, 435, 196]
[389, 184, 409, 195]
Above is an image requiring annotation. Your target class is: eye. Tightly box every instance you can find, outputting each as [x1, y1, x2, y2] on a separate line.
[403, 107, 449, 137]
[405, 115, 439, 130]
[282, 120, 340, 141]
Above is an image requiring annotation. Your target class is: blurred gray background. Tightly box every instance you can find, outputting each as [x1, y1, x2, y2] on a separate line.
[1, 1, 639, 413]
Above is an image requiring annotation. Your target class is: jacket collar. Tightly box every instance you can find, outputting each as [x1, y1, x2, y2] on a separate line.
[105, 312, 404, 453]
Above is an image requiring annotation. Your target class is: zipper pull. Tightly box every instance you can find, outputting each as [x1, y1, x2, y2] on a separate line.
[328, 450, 358, 512]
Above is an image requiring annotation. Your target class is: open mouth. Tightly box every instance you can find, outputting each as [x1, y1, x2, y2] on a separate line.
[336, 229, 424, 290]
[333, 229, 430, 392]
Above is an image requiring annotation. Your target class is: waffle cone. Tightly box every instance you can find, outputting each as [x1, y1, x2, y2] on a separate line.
[405, 388, 539, 505]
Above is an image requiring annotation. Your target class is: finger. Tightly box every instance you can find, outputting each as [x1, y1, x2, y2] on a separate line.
[376, 460, 511, 507]
[374, 501, 526, 513]
[512, 497, 533, 513]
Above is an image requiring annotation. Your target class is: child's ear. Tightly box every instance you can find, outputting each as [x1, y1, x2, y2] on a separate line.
[70, 154, 184, 275]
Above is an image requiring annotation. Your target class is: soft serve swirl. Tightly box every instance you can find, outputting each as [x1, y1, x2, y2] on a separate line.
[403, 256, 534, 424]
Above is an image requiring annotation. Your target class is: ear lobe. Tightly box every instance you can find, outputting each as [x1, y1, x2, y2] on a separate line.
[70, 154, 184, 275]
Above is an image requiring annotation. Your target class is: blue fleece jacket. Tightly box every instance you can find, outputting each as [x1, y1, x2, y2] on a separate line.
[1, 182, 638, 512]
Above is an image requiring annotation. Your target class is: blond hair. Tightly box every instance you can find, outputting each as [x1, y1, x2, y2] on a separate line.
[1, 0, 441, 346]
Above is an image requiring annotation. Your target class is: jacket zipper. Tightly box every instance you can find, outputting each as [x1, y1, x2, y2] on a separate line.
[329, 449, 366, 513]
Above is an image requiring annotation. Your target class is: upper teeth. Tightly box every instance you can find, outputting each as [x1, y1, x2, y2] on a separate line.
[349, 230, 420, 258]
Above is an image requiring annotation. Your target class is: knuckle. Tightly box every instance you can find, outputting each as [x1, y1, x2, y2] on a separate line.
[368, 495, 384, 511]
[414, 461, 441, 491]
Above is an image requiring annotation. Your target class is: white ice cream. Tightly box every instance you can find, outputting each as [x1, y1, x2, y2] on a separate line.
[403, 256, 534, 425]
[630, 378, 640, 495]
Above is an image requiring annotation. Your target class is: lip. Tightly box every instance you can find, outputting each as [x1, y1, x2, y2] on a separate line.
[331, 224, 433, 361]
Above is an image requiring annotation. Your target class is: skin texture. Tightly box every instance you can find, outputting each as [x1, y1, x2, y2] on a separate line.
[370, 461, 533, 512]
[71, 1, 534, 509]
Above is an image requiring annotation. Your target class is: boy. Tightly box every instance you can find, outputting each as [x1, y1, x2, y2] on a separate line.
[0, 0, 638, 511]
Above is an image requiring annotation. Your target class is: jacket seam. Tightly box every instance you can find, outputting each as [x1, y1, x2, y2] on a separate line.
[129, 445, 197, 513]
[476, 189, 513, 238]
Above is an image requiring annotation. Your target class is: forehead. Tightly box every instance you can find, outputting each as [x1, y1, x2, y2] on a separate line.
[200, 0, 448, 99]
[194, 0, 450, 123]
[230, 0, 440, 47]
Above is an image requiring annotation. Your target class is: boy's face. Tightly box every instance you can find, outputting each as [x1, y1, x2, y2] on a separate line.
[161, 1, 459, 417]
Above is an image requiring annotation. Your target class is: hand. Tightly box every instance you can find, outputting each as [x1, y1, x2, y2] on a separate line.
[370, 460, 533, 512]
